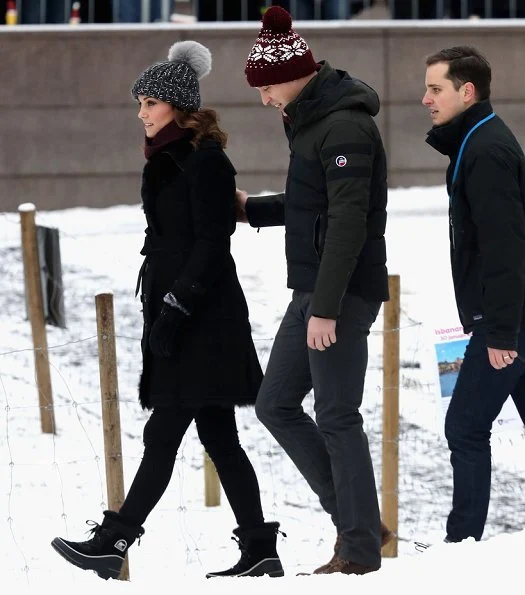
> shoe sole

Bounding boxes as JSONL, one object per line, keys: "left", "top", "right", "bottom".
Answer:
{"left": 51, "top": 537, "right": 123, "bottom": 580}
{"left": 206, "top": 557, "right": 284, "bottom": 578}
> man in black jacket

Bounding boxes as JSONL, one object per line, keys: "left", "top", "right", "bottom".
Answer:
{"left": 237, "top": 5, "right": 391, "bottom": 575}
{"left": 423, "top": 46, "right": 525, "bottom": 542}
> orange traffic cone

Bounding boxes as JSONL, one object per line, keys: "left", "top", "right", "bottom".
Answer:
{"left": 69, "top": 1, "right": 81, "bottom": 25}
{"left": 6, "top": 0, "right": 17, "bottom": 25}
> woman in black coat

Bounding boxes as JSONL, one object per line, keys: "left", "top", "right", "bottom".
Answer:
{"left": 51, "top": 40, "right": 283, "bottom": 581}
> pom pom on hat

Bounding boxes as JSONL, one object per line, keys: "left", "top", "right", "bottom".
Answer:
{"left": 245, "top": 6, "right": 317, "bottom": 88}
{"left": 131, "top": 40, "right": 212, "bottom": 111}
{"left": 262, "top": 5, "right": 292, "bottom": 32}
{"left": 167, "top": 40, "right": 212, "bottom": 80}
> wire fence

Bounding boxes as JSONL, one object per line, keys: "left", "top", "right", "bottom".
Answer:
{"left": 2, "top": 203, "right": 525, "bottom": 581}
{"left": 2, "top": 296, "right": 525, "bottom": 581}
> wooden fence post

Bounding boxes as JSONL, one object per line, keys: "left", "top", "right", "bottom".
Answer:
{"left": 95, "top": 292, "right": 128, "bottom": 580}
{"left": 19, "top": 203, "right": 55, "bottom": 434}
{"left": 204, "top": 451, "right": 221, "bottom": 507}
{"left": 382, "top": 274, "right": 400, "bottom": 558}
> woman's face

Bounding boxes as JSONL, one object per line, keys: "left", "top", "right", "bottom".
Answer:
{"left": 137, "top": 95, "right": 175, "bottom": 138}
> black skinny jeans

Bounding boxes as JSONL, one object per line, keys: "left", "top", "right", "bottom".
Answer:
{"left": 119, "top": 405, "right": 265, "bottom": 529}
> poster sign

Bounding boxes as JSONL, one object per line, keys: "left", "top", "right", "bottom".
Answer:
{"left": 433, "top": 324, "right": 523, "bottom": 434}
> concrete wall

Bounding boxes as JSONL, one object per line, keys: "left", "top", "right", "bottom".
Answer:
{"left": 2, "top": 20, "right": 525, "bottom": 211}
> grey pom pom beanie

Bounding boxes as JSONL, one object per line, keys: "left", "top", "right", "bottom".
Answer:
{"left": 131, "top": 40, "right": 212, "bottom": 111}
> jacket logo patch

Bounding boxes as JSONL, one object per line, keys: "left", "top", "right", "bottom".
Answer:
{"left": 335, "top": 155, "right": 347, "bottom": 167}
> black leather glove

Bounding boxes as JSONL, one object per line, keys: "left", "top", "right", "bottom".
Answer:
{"left": 148, "top": 304, "right": 188, "bottom": 358}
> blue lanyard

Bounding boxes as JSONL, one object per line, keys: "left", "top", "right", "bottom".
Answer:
{"left": 451, "top": 112, "right": 495, "bottom": 189}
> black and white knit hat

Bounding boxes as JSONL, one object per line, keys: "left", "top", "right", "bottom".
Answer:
{"left": 131, "top": 40, "right": 212, "bottom": 111}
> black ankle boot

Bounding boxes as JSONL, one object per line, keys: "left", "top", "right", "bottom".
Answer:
{"left": 51, "top": 510, "right": 145, "bottom": 580}
{"left": 206, "top": 521, "right": 284, "bottom": 578}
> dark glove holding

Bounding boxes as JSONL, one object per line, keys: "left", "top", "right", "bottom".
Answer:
{"left": 148, "top": 302, "right": 188, "bottom": 358}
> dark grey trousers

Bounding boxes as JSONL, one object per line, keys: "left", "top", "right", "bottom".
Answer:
{"left": 255, "top": 290, "right": 382, "bottom": 567}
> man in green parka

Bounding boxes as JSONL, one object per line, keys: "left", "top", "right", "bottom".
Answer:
{"left": 236, "top": 5, "right": 391, "bottom": 575}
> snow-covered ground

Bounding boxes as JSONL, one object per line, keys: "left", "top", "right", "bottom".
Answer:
{"left": 1, "top": 185, "right": 524, "bottom": 593}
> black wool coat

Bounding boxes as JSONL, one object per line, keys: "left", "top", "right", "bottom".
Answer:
{"left": 137, "top": 136, "right": 262, "bottom": 409}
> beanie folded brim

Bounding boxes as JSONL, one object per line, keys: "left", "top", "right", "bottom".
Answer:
{"left": 245, "top": 52, "right": 318, "bottom": 87}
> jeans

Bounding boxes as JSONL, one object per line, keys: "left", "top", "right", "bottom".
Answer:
{"left": 119, "top": 405, "right": 264, "bottom": 529}
{"left": 116, "top": 0, "right": 165, "bottom": 22}
{"left": 445, "top": 329, "right": 525, "bottom": 541}
{"left": 290, "top": 0, "right": 344, "bottom": 19}
{"left": 255, "top": 291, "right": 382, "bottom": 567}
{"left": 21, "top": 0, "right": 68, "bottom": 23}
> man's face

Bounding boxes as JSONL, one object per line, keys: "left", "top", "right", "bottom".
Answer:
{"left": 256, "top": 79, "right": 307, "bottom": 115}
{"left": 422, "top": 62, "right": 469, "bottom": 126}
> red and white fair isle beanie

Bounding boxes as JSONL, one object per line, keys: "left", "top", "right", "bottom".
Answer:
{"left": 245, "top": 5, "right": 318, "bottom": 87}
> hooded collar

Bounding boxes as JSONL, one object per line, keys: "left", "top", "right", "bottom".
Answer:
{"left": 284, "top": 61, "right": 380, "bottom": 133}
{"left": 425, "top": 100, "right": 494, "bottom": 157}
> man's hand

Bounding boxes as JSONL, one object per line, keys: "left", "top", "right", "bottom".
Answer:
{"left": 488, "top": 347, "right": 518, "bottom": 369}
{"left": 235, "top": 188, "right": 248, "bottom": 223}
{"left": 307, "top": 316, "right": 337, "bottom": 351}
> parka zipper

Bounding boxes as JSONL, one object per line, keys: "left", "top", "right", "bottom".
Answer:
{"left": 312, "top": 213, "right": 321, "bottom": 260}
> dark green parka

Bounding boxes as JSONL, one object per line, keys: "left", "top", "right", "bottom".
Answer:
{"left": 246, "top": 61, "right": 389, "bottom": 319}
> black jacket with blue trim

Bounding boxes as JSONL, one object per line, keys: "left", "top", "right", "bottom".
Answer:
{"left": 245, "top": 61, "right": 389, "bottom": 319}
{"left": 426, "top": 100, "right": 525, "bottom": 350}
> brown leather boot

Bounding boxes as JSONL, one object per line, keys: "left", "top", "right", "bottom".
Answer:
{"left": 313, "top": 521, "right": 394, "bottom": 574}
{"left": 315, "top": 555, "right": 380, "bottom": 575}
{"left": 381, "top": 521, "right": 395, "bottom": 547}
